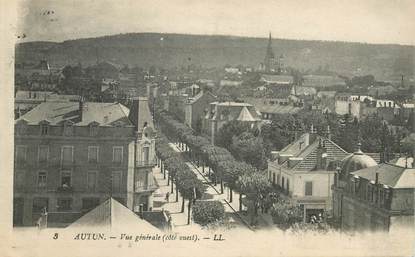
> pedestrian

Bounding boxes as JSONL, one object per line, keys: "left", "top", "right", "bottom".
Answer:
{"left": 165, "top": 192, "right": 170, "bottom": 202}
{"left": 167, "top": 215, "right": 173, "bottom": 231}
{"left": 318, "top": 212, "right": 323, "bottom": 223}
{"left": 311, "top": 215, "right": 317, "bottom": 224}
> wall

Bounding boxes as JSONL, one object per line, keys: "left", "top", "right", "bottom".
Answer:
{"left": 14, "top": 124, "right": 136, "bottom": 226}
{"left": 292, "top": 172, "right": 334, "bottom": 199}
{"left": 341, "top": 196, "right": 390, "bottom": 232}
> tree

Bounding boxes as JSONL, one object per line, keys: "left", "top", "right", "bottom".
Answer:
{"left": 222, "top": 161, "right": 253, "bottom": 203}
{"left": 192, "top": 201, "right": 225, "bottom": 226}
{"left": 235, "top": 171, "right": 271, "bottom": 225}
{"left": 216, "top": 120, "right": 251, "bottom": 149}
{"left": 176, "top": 171, "right": 206, "bottom": 224}
{"left": 270, "top": 199, "right": 303, "bottom": 230}
{"left": 230, "top": 132, "right": 268, "bottom": 170}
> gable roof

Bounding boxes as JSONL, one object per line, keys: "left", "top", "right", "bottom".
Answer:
{"left": 67, "top": 198, "right": 159, "bottom": 231}
{"left": 278, "top": 134, "right": 349, "bottom": 171}
{"left": 237, "top": 106, "right": 257, "bottom": 122}
{"left": 209, "top": 102, "right": 262, "bottom": 121}
{"left": 352, "top": 163, "right": 415, "bottom": 189}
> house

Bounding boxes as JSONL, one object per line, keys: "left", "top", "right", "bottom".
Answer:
{"left": 268, "top": 128, "right": 350, "bottom": 221}
{"left": 332, "top": 157, "right": 414, "bottom": 232}
{"left": 184, "top": 90, "right": 217, "bottom": 131}
{"left": 334, "top": 94, "right": 377, "bottom": 119}
{"left": 243, "top": 97, "right": 302, "bottom": 120}
{"left": 13, "top": 97, "right": 158, "bottom": 227}
{"left": 202, "top": 101, "right": 262, "bottom": 144}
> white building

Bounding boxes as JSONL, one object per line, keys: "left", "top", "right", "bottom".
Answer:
{"left": 268, "top": 129, "right": 349, "bottom": 221}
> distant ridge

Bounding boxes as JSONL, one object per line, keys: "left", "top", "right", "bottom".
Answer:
{"left": 16, "top": 32, "right": 414, "bottom": 80}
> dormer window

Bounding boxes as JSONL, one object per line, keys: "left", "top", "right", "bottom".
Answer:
{"left": 89, "top": 122, "right": 99, "bottom": 136}
{"left": 63, "top": 121, "right": 74, "bottom": 136}
{"left": 41, "top": 124, "right": 48, "bottom": 135}
{"left": 15, "top": 119, "right": 28, "bottom": 135}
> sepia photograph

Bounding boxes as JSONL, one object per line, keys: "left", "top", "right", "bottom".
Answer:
{"left": 1, "top": 0, "right": 414, "bottom": 256}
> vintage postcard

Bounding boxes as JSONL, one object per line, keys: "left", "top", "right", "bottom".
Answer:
{"left": 1, "top": 0, "right": 414, "bottom": 256}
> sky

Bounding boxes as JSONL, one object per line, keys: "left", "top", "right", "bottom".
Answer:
{"left": 16, "top": 0, "right": 415, "bottom": 45}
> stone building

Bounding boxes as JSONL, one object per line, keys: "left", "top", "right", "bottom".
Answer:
{"left": 202, "top": 101, "right": 262, "bottom": 144}
{"left": 184, "top": 90, "right": 216, "bottom": 131}
{"left": 13, "top": 97, "right": 158, "bottom": 226}
{"left": 333, "top": 152, "right": 414, "bottom": 232}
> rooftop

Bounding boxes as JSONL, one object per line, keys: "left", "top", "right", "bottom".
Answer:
{"left": 67, "top": 198, "right": 159, "bottom": 231}
{"left": 261, "top": 74, "right": 294, "bottom": 84}
{"left": 16, "top": 101, "right": 135, "bottom": 126}
{"left": 352, "top": 163, "right": 415, "bottom": 189}
{"left": 275, "top": 133, "right": 349, "bottom": 171}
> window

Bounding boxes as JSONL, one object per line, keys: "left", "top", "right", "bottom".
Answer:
{"left": 82, "top": 198, "right": 100, "bottom": 211}
{"left": 33, "top": 198, "right": 48, "bottom": 213}
{"left": 41, "top": 124, "right": 48, "bottom": 135}
{"left": 14, "top": 171, "right": 25, "bottom": 187}
{"left": 61, "top": 170, "right": 71, "bottom": 187}
{"left": 142, "top": 146, "right": 150, "bottom": 164}
{"left": 38, "top": 171, "right": 47, "bottom": 188}
{"left": 38, "top": 145, "right": 49, "bottom": 163}
{"left": 57, "top": 198, "right": 72, "bottom": 211}
{"left": 15, "top": 145, "right": 27, "bottom": 162}
{"left": 88, "top": 146, "right": 99, "bottom": 163}
{"left": 61, "top": 146, "right": 73, "bottom": 164}
{"left": 89, "top": 124, "right": 98, "bottom": 136}
{"left": 113, "top": 146, "right": 123, "bottom": 163}
{"left": 305, "top": 181, "right": 313, "bottom": 196}
{"left": 111, "top": 171, "right": 122, "bottom": 193}
{"left": 366, "top": 184, "right": 372, "bottom": 201}
{"left": 63, "top": 122, "right": 74, "bottom": 136}
{"left": 87, "top": 171, "right": 97, "bottom": 191}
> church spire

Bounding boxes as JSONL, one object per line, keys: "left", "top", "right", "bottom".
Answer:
{"left": 264, "top": 32, "right": 275, "bottom": 73}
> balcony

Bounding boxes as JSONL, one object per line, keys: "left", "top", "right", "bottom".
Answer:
{"left": 135, "top": 173, "right": 159, "bottom": 193}
{"left": 56, "top": 185, "right": 73, "bottom": 193}
{"left": 136, "top": 160, "right": 157, "bottom": 167}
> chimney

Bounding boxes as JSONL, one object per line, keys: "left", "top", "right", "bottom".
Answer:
{"left": 375, "top": 172, "right": 379, "bottom": 184}
{"left": 79, "top": 97, "right": 84, "bottom": 121}
{"left": 309, "top": 124, "right": 318, "bottom": 143}
{"left": 326, "top": 125, "right": 332, "bottom": 140}
{"left": 316, "top": 139, "right": 327, "bottom": 170}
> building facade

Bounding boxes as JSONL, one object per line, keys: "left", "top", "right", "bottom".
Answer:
{"left": 202, "top": 101, "right": 262, "bottom": 144}
{"left": 14, "top": 97, "right": 157, "bottom": 226}
{"left": 268, "top": 130, "right": 350, "bottom": 221}
{"left": 333, "top": 159, "right": 414, "bottom": 232}
{"left": 184, "top": 90, "right": 216, "bottom": 131}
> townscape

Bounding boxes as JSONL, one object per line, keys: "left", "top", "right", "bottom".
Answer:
{"left": 13, "top": 32, "right": 414, "bottom": 235}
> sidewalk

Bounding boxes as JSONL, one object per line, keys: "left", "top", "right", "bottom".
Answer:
{"left": 168, "top": 142, "right": 276, "bottom": 230}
